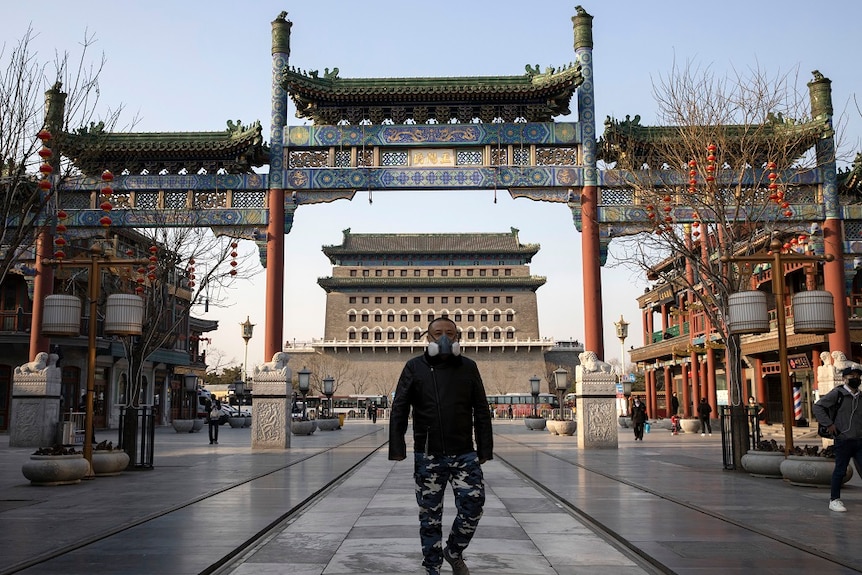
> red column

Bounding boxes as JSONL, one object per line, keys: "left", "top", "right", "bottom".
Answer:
{"left": 663, "top": 365, "right": 672, "bottom": 418}
{"left": 264, "top": 189, "right": 285, "bottom": 361}
{"left": 28, "top": 230, "right": 54, "bottom": 360}
{"left": 580, "top": 184, "right": 604, "bottom": 359}
{"left": 706, "top": 347, "right": 717, "bottom": 413}
{"left": 754, "top": 358, "right": 767, "bottom": 422}
{"left": 823, "top": 220, "right": 850, "bottom": 353}
{"left": 681, "top": 361, "right": 691, "bottom": 418}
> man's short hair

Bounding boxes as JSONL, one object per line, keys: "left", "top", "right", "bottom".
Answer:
{"left": 427, "top": 317, "right": 457, "bottom": 331}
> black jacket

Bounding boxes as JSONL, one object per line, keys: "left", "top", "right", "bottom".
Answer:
{"left": 389, "top": 352, "right": 493, "bottom": 461}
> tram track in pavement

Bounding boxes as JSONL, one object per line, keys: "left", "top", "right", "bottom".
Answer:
{"left": 3, "top": 430, "right": 385, "bottom": 575}
{"left": 494, "top": 432, "right": 861, "bottom": 574}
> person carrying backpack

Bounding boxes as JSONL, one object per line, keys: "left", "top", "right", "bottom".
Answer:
{"left": 813, "top": 367, "right": 862, "bottom": 513}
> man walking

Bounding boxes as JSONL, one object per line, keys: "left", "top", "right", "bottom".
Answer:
{"left": 813, "top": 367, "right": 862, "bottom": 512}
{"left": 697, "top": 397, "right": 713, "bottom": 436}
{"left": 389, "top": 318, "right": 493, "bottom": 575}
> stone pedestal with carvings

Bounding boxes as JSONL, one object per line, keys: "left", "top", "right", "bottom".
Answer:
{"left": 10, "top": 360, "right": 62, "bottom": 448}
{"left": 575, "top": 364, "right": 619, "bottom": 450}
{"left": 251, "top": 356, "right": 292, "bottom": 450}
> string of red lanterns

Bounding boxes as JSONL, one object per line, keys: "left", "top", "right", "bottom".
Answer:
{"left": 229, "top": 242, "right": 239, "bottom": 276}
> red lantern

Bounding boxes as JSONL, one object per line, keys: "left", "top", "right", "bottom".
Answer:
{"left": 231, "top": 242, "right": 238, "bottom": 249}
{"left": 135, "top": 286, "right": 144, "bottom": 294}
{"left": 101, "top": 170, "right": 114, "bottom": 182}
{"left": 707, "top": 144, "right": 717, "bottom": 152}
{"left": 149, "top": 255, "right": 157, "bottom": 263}
{"left": 54, "top": 237, "right": 67, "bottom": 247}
{"left": 38, "top": 179, "right": 52, "bottom": 190}
{"left": 100, "top": 201, "right": 113, "bottom": 211}
{"left": 188, "top": 258, "right": 196, "bottom": 265}
{"left": 688, "top": 160, "right": 697, "bottom": 168}
{"left": 57, "top": 210, "right": 67, "bottom": 219}
{"left": 101, "top": 186, "right": 113, "bottom": 196}
{"left": 39, "top": 163, "right": 53, "bottom": 174}
{"left": 38, "top": 147, "right": 52, "bottom": 159}
{"left": 230, "top": 260, "right": 238, "bottom": 267}
{"left": 149, "top": 246, "right": 158, "bottom": 254}
{"left": 229, "top": 269, "right": 238, "bottom": 276}
{"left": 767, "top": 162, "right": 777, "bottom": 170}
{"left": 55, "top": 224, "right": 66, "bottom": 233}
{"left": 148, "top": 273, "right": 157, "bottom": 281}
{"left": 126, "top": 249, "right": 135, "bottom": 256}
{"left": 99, "top": 216, "right": 112, "bottom": 227}
{"left": 37, "top": 129, "right": 52, "bottom": 141}
{"left": 784, "top": 210, "right": 793, "bottom": 217}
{"left": 54, "top": 250, "right": 66, "bottom": 259}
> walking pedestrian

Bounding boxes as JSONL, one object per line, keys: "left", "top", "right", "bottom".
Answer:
{"left": 208, "top": 399, "right": 222, "bottom": 445}
{"left": 389, "top": 317, "right": 493, "bottom": 575}
{"left": 369, "top": 402, "right": 378, "bottom": 423}
{"left": 697, "top": 397, "right": 712, "bottom": 436}
{"left": 671, "top": 392, "right": 680, "bottom": 415}
{"left": 630, "top": 396, "right": 648, "bottom": 441}
{"left": 813, "top": 367, "right": 862, "bottom": 513}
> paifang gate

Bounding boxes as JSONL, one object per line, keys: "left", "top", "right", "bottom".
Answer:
{"left": 31, "top": 7, "right": 854, "bottom": 375}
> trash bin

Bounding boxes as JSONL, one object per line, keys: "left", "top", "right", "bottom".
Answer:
{"left": 337, "top": 414, "right": 346, "bottom": 428}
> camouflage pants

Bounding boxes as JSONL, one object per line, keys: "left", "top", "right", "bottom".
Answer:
{"left": 414, "top": 451, "right": 485, "bottom": 571}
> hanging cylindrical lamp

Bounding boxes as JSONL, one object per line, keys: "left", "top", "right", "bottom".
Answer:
{"left": 41, "top": 294, "right": 83, "bottom": 336}
{"left": 727, "top": 291, "right": 769, "bottom": 334}
{"left": 104, "top": 294, "right": 144, "bottom": 336}
{"left": 792, "top": 291, "right": 835, "bottom": 334}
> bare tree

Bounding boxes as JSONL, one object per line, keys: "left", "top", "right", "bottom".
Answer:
{"left": 603, "top": 62, "right": 831, "bottom": 464}
{"left": 0, "top": 27, "right": 128, "bottom": 285}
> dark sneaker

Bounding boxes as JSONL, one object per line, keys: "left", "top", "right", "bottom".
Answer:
{"left": 443, "top": 547, "right": 469, "bottom": 575}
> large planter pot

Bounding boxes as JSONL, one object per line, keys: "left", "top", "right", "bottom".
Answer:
{"left": 172, "top": 419, "right": 195, "bottom": 433}
{"left": 524, "top": 417, "right": 547, "bottom": 431}
{"left": 291, "top": 420, "right": 317, "bottom": 436}
{"left": 316, "top": 418, "right": 340, "bottom": 431}
{"left": 191, "top": 418, "right": 205, "bottom": 432}
{"left": 780, "top": 455, "right": 852, "bottom": 487}
{"left": 546, "top": 419, "right": 576, "bottom": 436}
{"left": 680, "top": 419, "right": 701, "bottom": 434}
{"left": 92, "top": 450, "right": 131, "bottom": 476}
{"left": 228, "top": 417, "right": 246, "bottom": 429}
{"left": 22, "top": 454, "right": 89, "bottom": 486}
{"left": 243, "top": 416, "right": 252, "bottom": 428}
{"left": 740, "top": 451, "right": 785, "bottom": 478}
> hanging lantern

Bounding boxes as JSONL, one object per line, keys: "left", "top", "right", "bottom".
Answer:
{"left": 38, "top": 147, "right": 52, "bottom": 159}
{"left": 42, "top": 294, "right": 82, "bottom": 336}
{"left": 104, "top": 294, "right": 144, "bottom": 336}
{"left": 39, "top": 163, "right": 53, "bottom": 174}
{"left": 727, "top": 291, "right": 769, "bottom": 334}
{"left": 37, "top": 129, "right": 52, "bottom": 142}
{"left": 792, "top": 291, "right": 835, "bottom": 334}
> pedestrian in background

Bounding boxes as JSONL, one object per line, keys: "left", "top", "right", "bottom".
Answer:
{"left": 671, "top": 392, "right": 680, "bottom": 415}
{"left": 813, "top": 367, "right": 862, "bottom": 513}
{"left": 630, "top": 396, "right": 648, "bottom": 441}
{"left": 389, "top": 317, "right": 493, "bottom": 575}
{"left": 208, "top": 399, "right": 222, "bottom": 445}
{"left": 697, "top": 397, "right": 712, "bottom": 436}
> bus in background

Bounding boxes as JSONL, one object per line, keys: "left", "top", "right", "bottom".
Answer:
{"left": 486, "top": 393, "right": 559, "bottom": 419}
{"left": 305, "top": 394, "right": 389, "bottom": 419}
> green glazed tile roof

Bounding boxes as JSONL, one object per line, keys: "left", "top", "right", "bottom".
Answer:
{"left": 61, "top": 120, "right": 268, "bottom": 175}
{"left": 283, "top": 64, "right": 582, "bottom": 123}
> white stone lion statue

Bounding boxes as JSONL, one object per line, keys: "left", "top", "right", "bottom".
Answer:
{"left": 579, "top": 351, "right": 614, "bottom": 374}
{"left": 14, "top": 352, "right": 59, "bottom": 375}
{"left": 831, "top": 350, "right": 862, "bottom": 375}
{"left": 254, "top": 351, "right": 290, "bottom": 376}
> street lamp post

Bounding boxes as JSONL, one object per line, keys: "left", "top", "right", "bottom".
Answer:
{"left": 722, "top": 237, "right": 834, "bottom": 455}
{"left": 529, "top": 375, "right": 541, "bottom": 417}
{"left": 614, "top": 315, "right": 629, "bottom": 381}
{"left": 297, "top": 367, "right": 311, "bottom": 419}
{"left": 553, "top": 367, "right": 569, "bottom": 420}
{"left": 43, "top": 242, "right": 149, "bottom": 469}
{"left": 323, "top": 376, "right": 335, "bottom": 418}
{"left": 240, "top": 316, "right": 255, "bottom": 385}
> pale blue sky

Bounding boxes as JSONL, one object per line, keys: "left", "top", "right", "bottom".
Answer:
{"left": 4, "top": 1, "right": 860, "bottom": 371}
